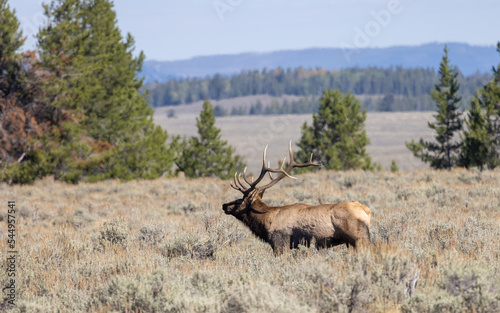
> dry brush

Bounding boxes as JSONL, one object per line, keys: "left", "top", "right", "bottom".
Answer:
{"left": 0, "top": 169, "right": 499, "bottom": 312}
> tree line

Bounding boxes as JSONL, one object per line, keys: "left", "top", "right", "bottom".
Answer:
{"left": 147, "top": 66, "right": 492, "bottom": 111}
{"left": 210, "top": 96, "right": 320, "bottom": 117}
{"left": 210, "top": 93, "right": 439, "bottom": 117}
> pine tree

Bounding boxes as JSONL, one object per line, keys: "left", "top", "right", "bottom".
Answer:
{"left": 459, "top": 94, "right": 491, "bottom": 170}
{"left": 478, "top": 42, "right": 500, "bottom": 168}
{"left": 0, "top": 0, "right": 26, "bottom": 164}
{"left": 460, "top": 43, "right": 500, "bottom": 169}
{"left": 0, "top": 0, "right": 22, "bottom": 75}
{"left": 390, "top": 160, "right": 399, "bottom": 172}
{"left": 0, "top": 0, "right": 58, "bottom": 184}
{"left": 296, "top": 89, "right": 373, "bottom": 170}
{"left": 406, "top": 46, "right": 462, "bottom": 170}
{"left": 176, "top": 99, "right": 245, "bottom": 178}
{"left": 36, "top": 0, "right": 176, "bottom": 182}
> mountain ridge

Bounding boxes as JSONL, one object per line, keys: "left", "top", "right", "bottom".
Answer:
{"left": 142, "top": 42, "right": 498, "bottom": 83}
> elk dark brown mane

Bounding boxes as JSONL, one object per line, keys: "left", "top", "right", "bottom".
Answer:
{"left": 222, "top": 142, "right": 371, "bottom": 255}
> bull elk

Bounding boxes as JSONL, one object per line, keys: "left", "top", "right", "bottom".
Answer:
{"left": 222, "top": 142, "right": 371, "bottom": 255}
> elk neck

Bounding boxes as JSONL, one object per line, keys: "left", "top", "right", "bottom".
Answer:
{"left": 249, "top": 197, "right": 271, "bottom": 214}
{"left": 240, "top": 197, "right": 272, "bottom": 243}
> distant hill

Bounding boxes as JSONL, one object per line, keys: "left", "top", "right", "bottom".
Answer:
{"left": 141, "top": 43, "right": 498, "bottom": 83}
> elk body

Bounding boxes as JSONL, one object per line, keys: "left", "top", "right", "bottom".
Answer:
{"left": 222, "top": 143, "right": 371, "bottom": 255}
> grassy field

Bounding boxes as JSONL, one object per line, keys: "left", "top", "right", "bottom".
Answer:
{"left": 1, "top": 169, "right": 499, "bottom": 312}
{"left": 154, "top": 105, "right": 435, "bottom": 172}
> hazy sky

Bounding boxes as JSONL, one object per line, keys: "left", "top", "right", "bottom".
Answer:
{"left": 10, "top": 0, "right": 500, "bottom": 61}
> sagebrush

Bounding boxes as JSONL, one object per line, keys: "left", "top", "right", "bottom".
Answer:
{"left": 0, "top": 169, "right": 499, "bottom": 312}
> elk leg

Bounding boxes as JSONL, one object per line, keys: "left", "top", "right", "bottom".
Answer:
{"left": 344, "top": 236, "right": 357, "bottom": 249}
{"left": 272, "top": 245, "right": 285, "bottom": 256}
{"left": 270, "top": 233, "right": 289, "bottom": 255}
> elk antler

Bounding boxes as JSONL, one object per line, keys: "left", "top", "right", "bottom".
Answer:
{"left": 230, "top": 141, "right": 321, "bottom": 194}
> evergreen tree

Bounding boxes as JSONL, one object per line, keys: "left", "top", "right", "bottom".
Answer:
{"left": 459, "top": 94, "right": 491, "bottom": 170}
{"left": 460, "top": 43, "right": 500, "bottom": 169}
{"left": 0, "top": 0, "right": 22, "bottom": 79}
{"left": 378, "top": 93, "right": 395, "bottom": 111}
{"left": 176, "top": 100, "right": 245, "bottom": 178}
{"left": 478, "top": 44, "right": 500, "bottom": 168}
{"left": 36, "top": 0, "right": 176, "bottom": 182}
{"left": 0, "top": 0, "right": 26, "bottom": 165}
{"left": 0, "top": 0, "right": 59, "bottom": 184}
{"left": 390, "top": 160, "right": 399, "bottom": 172}
{"left": 296, "top": 89, "right": 373, "bottom": 170}
{"left": 406, "top": 46, "right": 462, "bottom": 170}
{"left": 213, "top": 104, "right": 227, "bottom": 117}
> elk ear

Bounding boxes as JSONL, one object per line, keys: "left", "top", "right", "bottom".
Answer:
{"left": 249, "top": 189, "right": 265, "bottom": 203}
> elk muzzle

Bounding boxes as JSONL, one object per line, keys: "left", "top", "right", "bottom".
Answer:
{"left": 222, "top": 203, "right": 232, "bottom": 214}
{"left": 222, "top": 199, "right": 242, "bottom": 214}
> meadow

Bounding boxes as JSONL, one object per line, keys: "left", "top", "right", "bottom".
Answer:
{"left": 1, "top": 169, "right": 499, "bottom": 312}
{"left": 153, "top": 104, "right": 435, "bottom": 171}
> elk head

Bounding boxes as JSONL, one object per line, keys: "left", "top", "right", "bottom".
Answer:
{"left": 223, "top": 141, "right": 320, "bottom": 215}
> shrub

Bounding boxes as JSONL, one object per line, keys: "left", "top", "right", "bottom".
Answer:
{"left": 138, "top": 224, "right": 165, "bottom": 244}
{"left": 404, "top": 267, "right": 500, "bottom": 313}
{"left": 163, "top": 232, "right": 216, "bottom": 260}
{"left": 220, "top": 281, "right": 311, "bottom": 313}
{"left": 98, "top": 219, "right": 129, "bottom": 248}
{"left": 89, "top": 270, "right": 172, "bottom": 312}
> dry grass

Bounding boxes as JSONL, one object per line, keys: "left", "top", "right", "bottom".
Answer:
{"left": 1, "top": 169, "right": 499, "bottom": 312}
